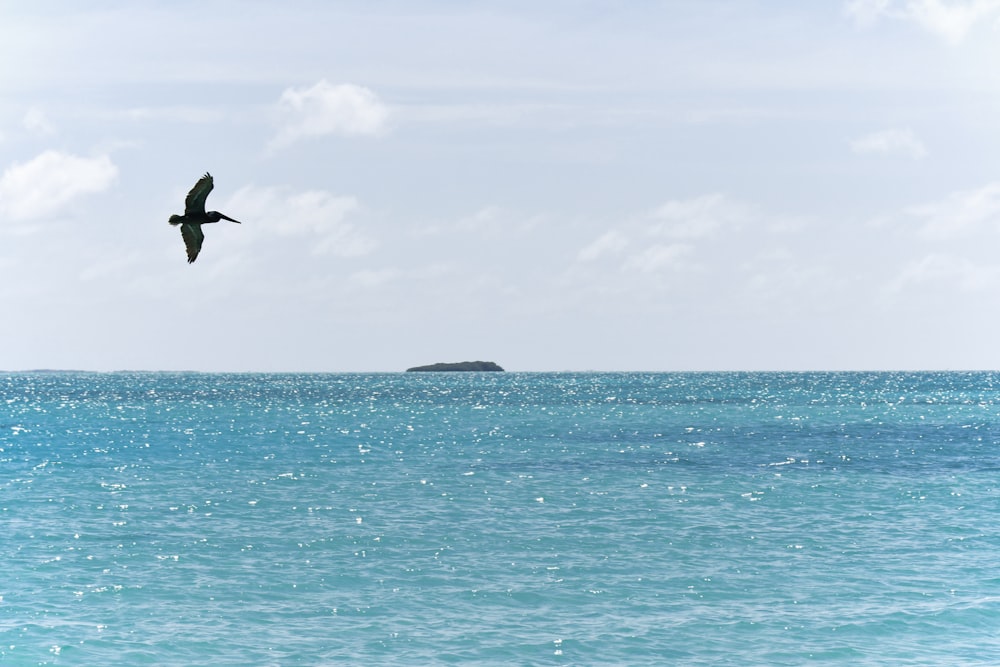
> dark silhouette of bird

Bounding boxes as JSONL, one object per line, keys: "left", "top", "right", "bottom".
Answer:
{"left": 168, "top": 172, "right": 242, "bottom": 263}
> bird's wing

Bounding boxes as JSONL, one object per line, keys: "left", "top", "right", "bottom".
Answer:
{"left": 180, "top": 223, "right": 205, "bottom": 264}
{"left": 184, "top": 173, "right": 214, "bottom": 217}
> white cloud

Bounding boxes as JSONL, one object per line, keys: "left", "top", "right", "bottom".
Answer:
{"left": 455, "top": 206, "right": 502, "bottom": 232}
{"left": 225, "top": 185, "right": 375, "bottom": 257}
{"left": 904, "top": 181, "right": 1000, "bottom": 238}
{"left": 886, "top": 253, "right": 1000, "bottom": 292}
{"left": 0, "top": 150, "right": 117, "bottom": 221}
{"left": 23, "top": 108, "right": 55, "bottom": 136}
{"left": 574, "top": 193, "right": 759, "bottom": 275}
{"left": 845, "top": 0, "right": 893, "bottom": 26}
{"left": 906, "top": 0, "right": 1000, "bottom": 42}
{"left": 270, "top": 80, "right": 389, "bottom": 150}
{"left": 851, "top": 128, "right": 927, "bottom": 158}
{"left": 118, "top": 106, "right": 226, "bottom": 124}
{"left": 648, "top": 193, "right": 753, "bottom": 239}
{"left": 622, "top": 243, "right": 694, "bottom": 273}
{"left": 577, "top": 230, "right": 629, "bottom": 262}
{"left": 846, "top": 0, "right": 1000, "bottom": 43}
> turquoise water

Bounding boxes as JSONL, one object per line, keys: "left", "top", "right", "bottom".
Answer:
{"left": 3, "top": 371, "right": 1000, "bottom": 665}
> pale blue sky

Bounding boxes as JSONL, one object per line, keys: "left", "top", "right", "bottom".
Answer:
{"left": 2, "top": 1, "right": 1000, "bottom": 371}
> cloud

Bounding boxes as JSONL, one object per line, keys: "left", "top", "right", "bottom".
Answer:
{"left": 648, "top": 193, "right": 754, "bottom": 239}
{"left": 845, "top": 0, "right": 1000, "bottom": 43}
{"left": 270, "top": 80, "right": 389, "bottom": 150}
{"left": 0, "top": 151, "right": 117, "bottom": 221}
{"left": 904, "top": 181, "right": 1000, "bottom": 238}
{"left": 577, "top": 230, "right": 629, "bottom": 262}
{"left": 23, "top": 108, "right": 55, "bottom": 136}
{"left": 905, "top": 0, "right": 1000, "bottom": 42}
{"left": 622, "top": 243, "right": 694, "bottom": 273}
{"left": 885, "top": 253, "right": 1000, "bottom": 292}
{"left": 117, "top": 106, "right": 226, "bottom": 124}
{"left": 224, "top": 185, "right": 375, "bottom": 256}
{"left": 845, "top": 0, "right": 893, "bottom": 26}
{"left": 575, "top": 193, "right": 759, "bottom": 275}
{"left": 850, "top": 128, "right": 927, "bottom": 158}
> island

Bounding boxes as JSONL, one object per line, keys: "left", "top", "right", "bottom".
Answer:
{"left": 405, "top": 361, "right": 505, "bottom": 372}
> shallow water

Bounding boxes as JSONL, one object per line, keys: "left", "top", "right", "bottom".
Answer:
{"left": 3, "top": 371, "right": 1000, "bottom": 664}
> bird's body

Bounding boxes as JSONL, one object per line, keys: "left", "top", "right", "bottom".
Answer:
{"left": 168, "top": 172, "right": 241, "bottom": 263}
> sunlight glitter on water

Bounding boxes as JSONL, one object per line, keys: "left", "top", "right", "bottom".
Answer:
{"left": 2, "top": 372, "right": 1000, "bottom": 664}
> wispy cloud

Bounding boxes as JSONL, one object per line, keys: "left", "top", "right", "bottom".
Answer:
{"left": 0, "top": 151, "right": 117, "bottom": 221}
{"left": 885, "top": 252, "right": 1000, "bottom": 292}
{"left": 845, "top": 0, "right": 1000, "bottom": 43}
{"left": 576, "top": 193, "right": 756, "bottom": 270}
{"left": 563, "top": 194, "right": 821, "bottom": 317}
{"left": 117, "top": 106, "right": 226, "bottom": 124}
{"left": 22, "top": 108, "right": 55, "bottom": 136}
{"left": 904, "top": 181, "right": 1000, "bottom": 238}
{"left": 845, "top": 0, "right": 893, "bottom": 26}
{"left": 622, "top": 243, "right": 695, "bottom": 274}
{"left": 851, "top": 128, "right": 927, "bottom": 158}
{"left": 269, "top": 80, "right": 389, "bottom": 151}
{"left": 577, "top": 230, "right": 629, "bottom": 262}
{"left": 648, "top": 193, "right": 755, "bottom": 239}
{"left": 224, "top": 185, "right": 375, "bottom": 257}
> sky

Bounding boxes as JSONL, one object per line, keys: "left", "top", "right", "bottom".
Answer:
{"left": 2, "top": 1, "right": 1000, "bottom": 372}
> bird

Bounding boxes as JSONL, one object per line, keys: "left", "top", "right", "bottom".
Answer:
{"left": 168, "top": 172, "right": 242, "bottom": 263}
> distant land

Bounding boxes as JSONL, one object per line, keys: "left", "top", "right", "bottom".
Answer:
{"left": 14, "top": 369, "right": 90, "bottom": 373}
{"left": 406, "top": 361, "right": 505, "bottom": 372}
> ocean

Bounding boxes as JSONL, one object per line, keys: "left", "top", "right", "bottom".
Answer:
{"left": 2, "top": 371, "right": 1000, "bottom": 665}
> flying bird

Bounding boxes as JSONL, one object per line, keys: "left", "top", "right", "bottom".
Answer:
{"left": 168, "top": 172, "right": 242, "bottom": 263}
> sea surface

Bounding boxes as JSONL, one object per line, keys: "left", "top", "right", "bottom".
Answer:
{"left": 2, "top": 371, "right": 1000, "bottom": 665}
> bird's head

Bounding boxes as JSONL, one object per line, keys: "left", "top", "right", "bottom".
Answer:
{"left": 208, "top": 211, "right": 242, "bottom": 224}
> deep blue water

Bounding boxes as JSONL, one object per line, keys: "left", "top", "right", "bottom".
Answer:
{"left": 3, "top": 371, "right": 1000, "bottom": 665}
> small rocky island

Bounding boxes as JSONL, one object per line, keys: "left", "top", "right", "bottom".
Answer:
{"left": 406, "top": 361, "right": 505, "bottom": 372}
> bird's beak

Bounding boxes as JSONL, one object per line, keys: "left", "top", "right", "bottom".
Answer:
{"left": 220, "top": 213, "right": 242, "bottom": 224}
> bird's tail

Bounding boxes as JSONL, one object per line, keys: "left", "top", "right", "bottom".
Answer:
{"left": 168, "top": 215, "right": 183, "bottom": 226}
